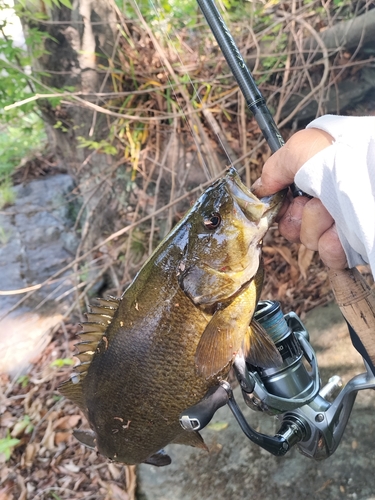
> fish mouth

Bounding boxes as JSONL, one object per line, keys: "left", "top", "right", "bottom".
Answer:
{"left": 225, "top": 167, "right": 286, "bottom": 223}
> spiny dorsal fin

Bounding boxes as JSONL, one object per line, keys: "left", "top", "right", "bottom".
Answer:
{"left": 80, "top": 321, "right": 107, "bottom": 333}
{"left": 85, "top": 312, "right": 112, "bottom": 325}
{"left": 75, "top": 295, "right": 120, "bottom": 362}
{"left": 96, "top": 297, "right": 120, "bottom": 308}
{"left": 77, "top": 331, "right": 103, "bottom": 342}
{"left": 90, "top": 304, "right": 117, "bottom": 317}
{"left": 75, "top": 351, "right": 95, "bottom": 363}
{"left": 75, "top": 341, "right": 98, "bottom": 354}
{"left": 60, "top": 296, "right": 120, "bottom": 406}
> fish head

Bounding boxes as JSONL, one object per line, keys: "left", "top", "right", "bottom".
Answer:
{"left": 179, "top": 168, "right": 285, "bottom": 306}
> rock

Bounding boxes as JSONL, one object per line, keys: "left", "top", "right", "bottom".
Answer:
{"left": 137, "top": 302, "right": 375, "bottom": 500}
{"left": 0, "top": 174, "right": 79, "bottom": 375}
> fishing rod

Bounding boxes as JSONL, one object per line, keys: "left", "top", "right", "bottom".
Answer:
{"left": 179, "top": 0, "right": 375, "bottom": 460}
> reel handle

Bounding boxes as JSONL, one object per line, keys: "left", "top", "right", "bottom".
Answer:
{"left": 179, "top": 384, "right": 229, "bottom": 431}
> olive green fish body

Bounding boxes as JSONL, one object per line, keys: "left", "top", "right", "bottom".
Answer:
{"left": 60, "top": 168, "right": 285, "bottom": 466}
{"left": 83, "top": 265, "right": 216, "bottom": 464}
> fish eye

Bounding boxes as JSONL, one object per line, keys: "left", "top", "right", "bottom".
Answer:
{"left": 203, "top": 212, "right": 221, "bottom": 230}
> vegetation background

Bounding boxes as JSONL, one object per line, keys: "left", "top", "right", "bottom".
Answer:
{"left": 0, "top": 0, "right": 374, "bottom": 498}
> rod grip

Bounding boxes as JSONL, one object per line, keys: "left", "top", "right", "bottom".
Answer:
{"left": 328, "top": 267, "right": 375, "bottom": 365}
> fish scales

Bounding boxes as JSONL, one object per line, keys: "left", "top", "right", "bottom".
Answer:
{"left": 60, "top": 167, "right": 285, "bottom": 466}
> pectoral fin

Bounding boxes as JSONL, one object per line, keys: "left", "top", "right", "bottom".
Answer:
{"left": 244, "top": 319, "right": 282, "bottom": 368}
{"left": 195, "top": 284, "right": 258, "bottom": 379}
{"left": 195, "top": 311, "right": 244, "bottom": 379}
{"left": 195, "top": 269, "right": 281, "bottom": 378}
{"left": 144, "top": 450, "right": 172, "bottom": 467}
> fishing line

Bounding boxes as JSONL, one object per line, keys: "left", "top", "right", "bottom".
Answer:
{"left": 142, "top": 0, "right": 235, "bottom": 170}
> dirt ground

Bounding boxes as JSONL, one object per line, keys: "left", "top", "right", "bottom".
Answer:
{"left": 137, "top": 302, "right": 375, "bottom": 500}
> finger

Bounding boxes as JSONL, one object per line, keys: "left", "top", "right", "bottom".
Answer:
{"left": 253, "top": 128, "right": 333, "bottom": 198}
{"left": 278, "top": 196, "right": 310, "bottom": 243}
{"left": 300, "top": 199, "right": 335, "bottom": 251}
{"left": 318, "top": 225, "right": 348, "bottom": 270}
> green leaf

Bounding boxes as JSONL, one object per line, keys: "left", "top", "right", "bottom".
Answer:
{"left": 50, "top": 358, "right": 75, "bottom": 368}
{"left": 0, "top": 434, "right": 21, "bottom": 461}
{"left": 206, "top": 421, "right": 229, "bottom": 431}
{"left": 58, "top": 0, "right": 73, "bottom": 8}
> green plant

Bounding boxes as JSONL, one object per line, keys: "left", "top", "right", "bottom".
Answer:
{"left": 0, "top": 432, "right": 20, "bottom": 461}
{"left": 77, "top": 137, "right": 118, "bottom": 156}
{"left": 0, "top": 179, "right": 15, "bottom": 208}
{"left": 0, "top": 1, "right": 48, "bottom": 182}
{"left": 16, "top": 374, "right": 30, "bottom": 388}
{"left": 11, "top": 415, "right": 34, "bottom": 437}
{"left": 0, "top": 225, "right": 11, "bottom": 244}
{"left": 50, "top": 358, "right": 74, "bottom": 368}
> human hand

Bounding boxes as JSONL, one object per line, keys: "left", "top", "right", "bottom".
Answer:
{"left": 252, "top": 128, "right": 348, "bottom": 270}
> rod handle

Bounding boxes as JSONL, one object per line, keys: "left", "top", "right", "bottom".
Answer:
{"left": 328, "top": 267, "right": 375, "bottom": 365}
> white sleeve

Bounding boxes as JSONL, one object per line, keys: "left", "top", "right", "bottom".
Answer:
{"left": 294, "top": 115, "right": 375, "bottom": 273}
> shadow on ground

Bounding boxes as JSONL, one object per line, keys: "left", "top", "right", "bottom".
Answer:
{"left": 137, "top": 302, "right": 375, "bottom": 500}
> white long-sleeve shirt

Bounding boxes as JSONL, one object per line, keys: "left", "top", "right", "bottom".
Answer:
{"left": 294, "top": 115, "right": 375, "bottom": 274}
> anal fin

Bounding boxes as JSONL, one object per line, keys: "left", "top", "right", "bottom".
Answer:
{"left": 73, "top": 429, "right": 96, "bottom": 449}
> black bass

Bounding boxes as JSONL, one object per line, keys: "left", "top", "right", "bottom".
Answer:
{"left": 60, "top": 167, "right": 285, "bottom": 466}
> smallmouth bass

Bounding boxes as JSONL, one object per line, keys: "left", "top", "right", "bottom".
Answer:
{"left": 60, "top": 167, "right": 285, "bottom": 466}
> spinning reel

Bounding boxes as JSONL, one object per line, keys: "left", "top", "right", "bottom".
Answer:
{"left": 180, "top": 300, "right": 375, "bottom": 460}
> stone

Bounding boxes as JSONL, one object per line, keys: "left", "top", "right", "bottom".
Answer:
{"left": 0, "top": 174, "right": 78, "bottom": 375}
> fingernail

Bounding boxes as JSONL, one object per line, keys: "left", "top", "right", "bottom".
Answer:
{"left": 251, "top": 178, "right": 262, "bottom": 194}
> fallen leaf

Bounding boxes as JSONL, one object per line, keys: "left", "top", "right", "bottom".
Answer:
{"left": 108, "top": 463, "right": 122, "bottom": 481}
{"left": 55, "top": 431, "right": 70, "bottom": 445}
{"left": 275, "top": 246, "right": 298, "bottom": 269}
{"left": 53, "top": 414, "right": 81, "bottom": 431}
{"left": 298, "top": 245, "right": 315, "bottom": 280}
{"left": 41, "top": 419, "right": 55, "bottom": 451}
{"left": 104, "top": 482, "right": 129, "bottom": 500}
{"left": 0, "top": 489, "right": 13, "bottom": 500}
{"left": 63, "top": 461, "right": 80, "bottom": 473}
{"left": 21, "top": 443, "right": 39, "bottom": 468}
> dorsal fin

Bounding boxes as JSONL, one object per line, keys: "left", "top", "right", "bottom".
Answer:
{"left": 80, "top": 321, "right": 107, "bottom": 333}
{"left": 85, "top": 312, "right": 112, "bottom": 325}
{"left": 60, "top": 296, "right": 120, "bottom": 406}
{"left": 90, "top": 304, "right": 117, "bottom": 317}
{"left": 59, "top": 373, "right": 87, "bottom": 410}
